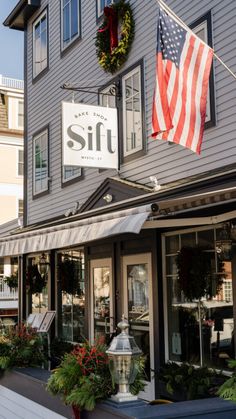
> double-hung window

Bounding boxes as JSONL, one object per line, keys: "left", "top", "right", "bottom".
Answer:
{"left": 61, "top": 0, "right": 81, "bottom": 50}
{"left": 17, "top": 100, "right": 24, "bottom": 129}
{"left": 33, "top": 9, "right": 48, "bottom": 79}
{"left": 97, "top": 0, "right": 115, "bottom": 18}
{"left": 122, "top": 65, "right": 143, "bottom": 158}
{"left": 190, "top": 11, "right": 215, "bottom": 128}
{"left": 18, "top": 149, "right": 24, "bottom": 177}
{"left": 63, "top": 165, "right": 82, "bottom": 183}
{"left": 99, "top": 63, "right": 145, "bottom": 165}
{"left": 33, "top": 128, "right": 49, "bottom": 196}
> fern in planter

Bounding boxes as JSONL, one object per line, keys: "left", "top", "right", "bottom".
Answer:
{"left": 218, "top": 359, "right": 236, "bottom": 401}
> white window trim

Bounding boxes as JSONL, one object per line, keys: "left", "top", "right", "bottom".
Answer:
{"left": 17, "top": 147, "right": 24, "bottom": 177}
{"left": 61, "top": 0, "right": 80, "bottom": 51}
{"left": 17, "top": 100, "right": 24, "bottom": 130}
{"left": 33, "top": 9, "right": 48, "bottom": 79}
{"left": 33, "top": 128, "right": 49, "bottom": 196}
{"left": 97, "top": 0, "right": 115, "bottom": 18}
{"left": 122, "top": 65, "right": 143, "bottom": 157}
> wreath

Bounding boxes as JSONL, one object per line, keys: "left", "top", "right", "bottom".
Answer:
{"left": 96, "top": 0, "right": 135, "bottom": 74}
{"left": 176, "top": 247, "right": 224, "bottom": 301}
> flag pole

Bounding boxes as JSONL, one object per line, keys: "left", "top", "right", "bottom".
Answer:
{"left": 157, "top": 0, "right": 236, "bottom": 81}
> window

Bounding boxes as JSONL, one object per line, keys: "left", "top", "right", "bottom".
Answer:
{"left": 18, "top": 199, "right": 23, "bottom": 217}
{"left": 63, "top": 165, "right": 82, "bottom": 182}
{"left": 33, "top": 9, "right": 48, "bottom": 78}
{"left": 33, "top": 128, "right": 49, "bottom": 195}
{"left": 56, "top": 249, "right": 85, "bottom": 342}
{"left": 164, "top": 226, "right": 234, "bottom": 370}
{"left": 99, "top": 62, "right": 145, "bottom": 164}
{"left": 122, "top": 66, "right": 143, "bottom": 157}
{"left": 190, "top": 12, "right": 215, "bottom": 128}
{"left": 18, "top": 100, "right": 24, "bottom": 129}
{"left": 97, "top": 0, "right": 115, "bottom": 18}
{"left": 61, "top": 0, "right": 81, "bottom": 50}
{"left": 18, "top": 149, "right": 24, "bottom": 176}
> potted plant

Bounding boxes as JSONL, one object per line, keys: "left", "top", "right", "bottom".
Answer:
{"left": 26, "top": 265, "right": 47, "bottom": 294}
{"left": 3, "top": 271, "right": 18, "bottom": 290}
{"left": 0, "top": 323, "right": 45, "bottom": 371}
{"left": 57, "top": 258, "right": 82, "bottom": 295}
{"left": 157, "top": 362, "right": 226, "bottom": 401}
{"left": 47, "top": 339, "right": 145, "bottom": 418}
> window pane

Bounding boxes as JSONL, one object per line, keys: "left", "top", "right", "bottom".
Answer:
{"left": 71, "top": 0, "right": 78, "bottom": 38}
{"left": 123, "top": 67, "right": 143, "bottom": 156}
{"left": 34, "top": 131, "right": 48, "bottom": 194}
{"left": 18, "top": 149, "right": 24, "bottom": 176}
{"left": 64, "top": 165, "right": 81, "bottom": 180}
{"left": 165, "top": 229, "right": 235, "bottom": 369}
{"left": 63, "top": 3, "right": 70, "bottom": 44}
{"left": 34, "top": 12, "right": 47, "bottom": 76}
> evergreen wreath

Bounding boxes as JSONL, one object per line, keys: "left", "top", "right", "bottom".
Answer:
{"left": 176, "top": 246, "right": 224, "bottom": 301}
{"left": 96, "top": 0, "right": 135, "bottom": 74}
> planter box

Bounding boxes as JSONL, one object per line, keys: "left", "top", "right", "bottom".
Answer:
{"left": 0, "top": 368, "right": 71, "bottom": 418}
{"left": 81, "top": 398, "right": 236, "bottom": 419}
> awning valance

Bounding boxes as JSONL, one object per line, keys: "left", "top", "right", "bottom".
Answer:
{"left": 0, "top": 205, "right": 152, "bottom": 257}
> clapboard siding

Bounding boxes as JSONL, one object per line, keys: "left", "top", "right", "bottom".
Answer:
{"left": 25, "top": 0, "right": 236, "bottom": 224}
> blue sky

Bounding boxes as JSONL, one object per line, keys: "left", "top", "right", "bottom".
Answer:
{"left": 0, "top": 0, "right": 23, "bottom": 80}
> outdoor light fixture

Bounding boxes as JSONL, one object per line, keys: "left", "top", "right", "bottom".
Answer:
{"left": 37, "top": 253, "right": 50, "bottom": 276}
{"left": 103, "top": 193, "right": 113, "bottom": 203}
{"left": 106, "top": 316, "right": 142, "bottom": 403}
{"left": 215, "top": 223, "right": 232, "bottom": 261}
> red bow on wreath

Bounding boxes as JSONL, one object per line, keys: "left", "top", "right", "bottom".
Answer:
{"left": 98, "top": 6, "right": 118, "bottom": 52}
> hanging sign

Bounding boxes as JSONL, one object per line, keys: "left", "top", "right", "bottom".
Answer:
{"left": 62, "top": 102, "right": 118, "bottom": 169}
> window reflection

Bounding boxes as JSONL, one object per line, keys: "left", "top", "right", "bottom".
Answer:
{"left": 165, "top": 228, "right": 235, "bottom": 369}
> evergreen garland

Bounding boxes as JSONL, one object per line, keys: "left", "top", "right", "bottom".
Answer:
{"left": 96, "top": 0, "right": 135, "bottom": 74}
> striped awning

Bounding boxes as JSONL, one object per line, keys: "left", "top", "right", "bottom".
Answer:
{"left": 0, "top": 205, "right": 152, "bottom": 257}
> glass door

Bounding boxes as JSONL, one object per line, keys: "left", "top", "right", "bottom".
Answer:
{"left": 122, "top": 253, "right": 154, "bottom": 401}
{"left": 90, "top": 258, "right": 114, "bottom": 343}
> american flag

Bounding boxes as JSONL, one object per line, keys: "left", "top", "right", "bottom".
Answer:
{"left": 152, "top": 7, "right": 213, "bottom": 154}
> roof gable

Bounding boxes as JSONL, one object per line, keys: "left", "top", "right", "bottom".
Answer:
{"left": 79, "top": 177, "right": 152, "bottom": 212}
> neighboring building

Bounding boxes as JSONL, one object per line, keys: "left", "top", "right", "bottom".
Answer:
{"left": 0, "top": 75, "right": 24, "bottom": 326}
{"left": 3, "top": 0, "right": 236, "bottom": 401}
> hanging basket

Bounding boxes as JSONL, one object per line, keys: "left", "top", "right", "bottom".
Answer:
{"left": 176, "top": 246, "right": 224, "bottom": 301}
{"left": 26, "top": 265, "right": 47, "bottom": 294}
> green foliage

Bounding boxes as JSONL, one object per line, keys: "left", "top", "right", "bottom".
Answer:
{"left": 57, "top": 259, "right": 82, "bottom": 295}
{"left": 4, "top": 272, "right": 18, "bottom": 290}
{"left": 26, "top": 265, "right": 47, "bottom": 294}
{"left": 0, "top": 323, "right": 45, "bottom": 371}
{"left": 47, "top": 340, "right": 146, "bottom": 411}
{"left": 158, "top": 362, "right": 223, "bottom": 400}
{"left": 218, "top": 360, "right": 236, "bottom": 401}
{"left": 96, "top": 0, "right": 135, "bottom": 74}
{"left": 176, "top": 246, "right": 224, "bottom": 301}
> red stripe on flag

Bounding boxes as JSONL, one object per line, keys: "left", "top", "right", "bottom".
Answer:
{"left": 156, "top": 52, "right": 172, "bottom": 130}
{"left": 196, "top": 48, "right": 214, "bottom": 154}
{"left": 174, "top": 35, "right": 196, "bottom": 144}
{"left": 185, "top": 42, "right": 204, "bottom": 150}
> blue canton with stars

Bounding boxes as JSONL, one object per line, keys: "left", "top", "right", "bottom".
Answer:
{"left": 157, "top": 9, "right": 187, "bottom": 69}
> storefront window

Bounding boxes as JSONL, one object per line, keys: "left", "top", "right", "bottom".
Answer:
{"left": 164, "top": 227, "right": 235, "bottom": 370}
{"left": 56, "top": 249, "right": 85, "bottom": 343}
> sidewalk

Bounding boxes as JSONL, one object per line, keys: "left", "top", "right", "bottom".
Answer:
{"left": 0, "top": 385, "right": 68, "bottom": 419}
